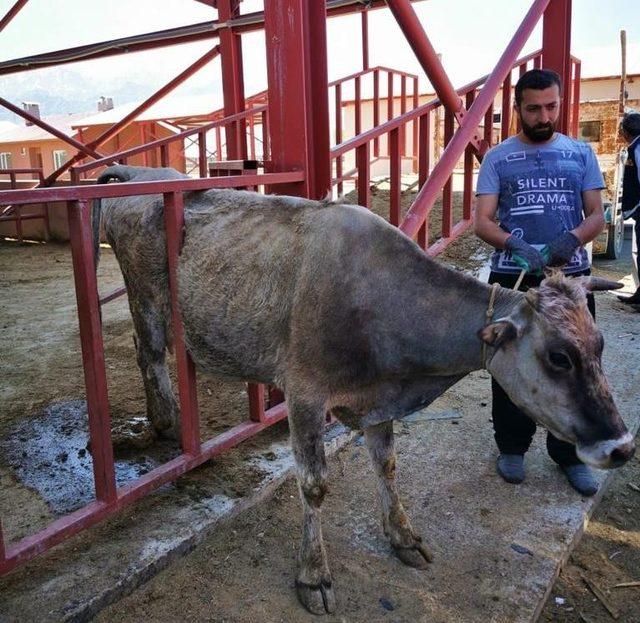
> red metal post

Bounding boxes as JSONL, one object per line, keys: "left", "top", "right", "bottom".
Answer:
{"left": 361, "top": 9, "right": 369, "bottom": 71}
{"left": 387, "top": 72, "right": 394, "bottom": 126}
{"left": 264, "top": 0, "right": 331, "bottom": 200}
{"left": 335, "top": 83, "right": 343, "bottom": 195}
{"left": 542, "top": 0, "right": 572, "bottom": 134}
{"left": 417, "top": 111, "right": 430, "bottom": 248}
{"left": 412, "top": 76, "right": 419, "bottom": 173}
{"left": 198, "top": 130, "right": 208, "bottom": 177}
{"left": 357, "top": 142, "right": 370, "bottom": 208}
{"left": 501, "top": 71, "right": 512, "bottom": 141}
{"left": 389, "top": 128, "right": 401, "bottom": 226}
{"left": 400, "top": 76, "right": 407, "bottom": 156}
{"left": 261, "top": 110, "right": 269, "bottom": 161}
{"left": 218, "top": 0, "right": 247, "bottom": 160}
{"left": 67, "top": 200, "right": 117, "bottom": 504}
{"left": 248, "top": 383, "right": 266, "bottom": 422}
{"left": 355, "top": 76, "right": 362, "bottom": 136}
{"left": 463, "top": 91, "right": 475, "bottom": 221}
{"left": 571, "top": 60, "right": 581, "bottom": 137}
{"left": 442, "top": 109, "right": 454, "bottom": 236}
{"left": 373, "top": 70, "right": 380, "bottom": 157}
{"left": 163, "top": 192, "right": 201, "bottom": 456}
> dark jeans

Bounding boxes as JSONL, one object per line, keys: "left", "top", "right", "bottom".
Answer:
{"left": 488, "top": 270, "right": 596, "bottom": 467}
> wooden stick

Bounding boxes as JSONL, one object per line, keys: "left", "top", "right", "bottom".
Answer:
{"left": 612, "top": 581, "right": 640, "bottom": 589}
{"left": 581, "top": 573, "right": 621, "bottom": 619}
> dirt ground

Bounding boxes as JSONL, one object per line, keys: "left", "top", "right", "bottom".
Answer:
{"left": 0, "top": 189, "right": 639, "bottom": 621}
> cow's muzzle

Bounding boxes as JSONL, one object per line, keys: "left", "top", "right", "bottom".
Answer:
{"left": 576, "top": 433, "right": 636, "bottom": 469}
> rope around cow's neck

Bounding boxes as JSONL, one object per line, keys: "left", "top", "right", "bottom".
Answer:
{"left": 482, "top": 268, "right": 526, "bottom": 368}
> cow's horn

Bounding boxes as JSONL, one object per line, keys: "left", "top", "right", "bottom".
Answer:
{"left": 577, "top": 276, "right": 624, "bottom": 292}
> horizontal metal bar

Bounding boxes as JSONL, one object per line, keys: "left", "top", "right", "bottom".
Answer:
{"left": 425, "top": 219, "right": 473, "bottom": 256}
{"left": 0, "top": 171, "right": 305, "bottom": 205}
{"left": 99, "top": 286, "right": 127, "bottom": 306}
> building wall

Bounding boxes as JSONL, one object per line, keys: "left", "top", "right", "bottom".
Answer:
{"left": 0, "top": 137, "right": 77, "bottom": 179}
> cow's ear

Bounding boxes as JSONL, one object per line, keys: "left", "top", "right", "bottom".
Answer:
{"left": 478, "top": 320, "right": 518, "bottom": 348}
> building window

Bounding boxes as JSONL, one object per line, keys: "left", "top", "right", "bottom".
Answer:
{"left": 0, "top": 152, "right": 12, "bottom": 168}
{"left": 578, "top": 120, "right": 601, "bottom": 143}
{"left": 52, "top": 149, "right": 68, "bottom": 169}
{"left": 493, "top": 112, "right": 501, "bottom": 124}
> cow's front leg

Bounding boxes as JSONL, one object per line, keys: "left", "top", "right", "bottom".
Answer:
{"left": 364, "top": 421, "right": 433, "bottom": 568}
{"left": 287, "top": 397, "right": 335, "bottom": 615}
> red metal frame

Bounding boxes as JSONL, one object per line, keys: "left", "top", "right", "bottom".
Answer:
{"left": 0, "top": 0, "right": 578, "bottom": 576}
{"left": 0, "top": 168, "right": 49, "bottom": 242}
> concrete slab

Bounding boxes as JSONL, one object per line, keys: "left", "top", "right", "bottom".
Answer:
{"left": 1, "top": 291, "right": 638, "bottom": 623}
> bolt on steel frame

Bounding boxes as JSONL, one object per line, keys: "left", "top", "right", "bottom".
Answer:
{"left": 0, "top": 0, "right": 579, "bottom": 574}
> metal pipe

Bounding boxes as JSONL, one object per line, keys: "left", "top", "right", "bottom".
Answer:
{"left": 0, "top": 0, "right": 28, "bottom": 33}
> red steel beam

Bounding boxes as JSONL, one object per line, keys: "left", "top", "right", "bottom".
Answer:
{"left": 0, "top": 2, "right": 427, "bottom": 76}
{"left": 361, "top": 9, "right": 369, "bottom": 70}
{"left": 264, "top": 0, "right": 331, "bottom": 200}
{"left": 218, "top": 0, "right": 247, "bottom": 160}
{"left": 542, "top": 0, "right": 572, "bottom": 134}
{"left": 400, "top": 0, "right": 552, "bottom": 240}
{"left": 0, "top": 0, "right": 28, "bottom": 33}
{"left": 41, "top": 46, "right": 221, "bottom": 186}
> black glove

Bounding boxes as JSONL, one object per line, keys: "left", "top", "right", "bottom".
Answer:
{"left": 545, "top": 231, "right": 581, "bottom": 266}
{"left": 505, "top": 235, "right": 547, "bottom": 274}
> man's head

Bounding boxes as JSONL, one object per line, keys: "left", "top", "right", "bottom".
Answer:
{"left": 514, "top": 69, "right": 562, "bottom": 143}
{"left": 620, "top": 112, "right": 640, "bottom": 143}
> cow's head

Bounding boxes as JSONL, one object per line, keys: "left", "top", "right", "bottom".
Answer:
{"left": 480, "top": 272, "right": 635, "bottom": 469}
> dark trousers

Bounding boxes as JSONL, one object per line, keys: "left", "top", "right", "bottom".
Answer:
{"left": 488, "top": 270, "right": 596, "bottom": 467}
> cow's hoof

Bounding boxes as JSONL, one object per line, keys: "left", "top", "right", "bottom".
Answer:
{"left": 296, "top": 579, "right": 336, "bottom": 614}
{"left": 393, "top": 538, "right": 433, "bottom": 569}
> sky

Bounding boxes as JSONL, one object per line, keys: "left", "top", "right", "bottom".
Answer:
{"left": 0, "top": 0, "right": 638, "bottom": 122}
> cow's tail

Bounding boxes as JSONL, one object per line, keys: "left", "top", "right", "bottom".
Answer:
{"left": 92, "top": 166, "right": 133, "bottom": 270}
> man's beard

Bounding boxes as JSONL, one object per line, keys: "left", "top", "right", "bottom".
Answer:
{"left": 520, "top": 117, "right": 555, "bottom": 142}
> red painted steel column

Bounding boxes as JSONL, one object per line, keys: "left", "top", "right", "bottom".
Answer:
{"left": 542, "top": 0, "right": 572, "bottom": 134}
{"left": 264, "top": 0, "right": 331, "bottom": 200}
{"left": 335, "top": 83, "right": 343, "bottom": 195}
{"left": 67, "top": 200, "right": 117, "bottom": 504}
{"left": 361, "top": 9, "right": 369, "bottom": 70}
{"left": 357, "top": 143, "right": 370, "bottom": 208}
{"left": 501, "top": 71, "right": 512, "bottom": 141}
{"left": 571, "top": 60, "right": 581, "bottom": 137}
{"left": 198, "top": 130, "right": 208, "bottom": 177}
{"left": 373, "top": 70, "right": 380, "bottom": 157}
{"left": 389, "top": 128, "right": 401, "bottom": 226}
{"left": 355, "top": 76, "right": 362, "bottom": 136}
{"left": 218, "top": 0, "right": 247, "bottom": 160}
{"left": 417, "top": 111, "right": 430, "bottom": 248}
{"left": 163, "top": 192, "right": 200, "bottom": 456}
{"left": 463, "top": 91, "right": 475, "bottom": 220}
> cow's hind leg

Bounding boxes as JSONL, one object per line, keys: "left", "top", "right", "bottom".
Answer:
{"left": 364, "top": 421, "right": 433, "bottom": 568}
{"left": 287, "top": 397, "right": 335, "bottom": 615}
{"left": 129, "top": 297, "right": 180, "bottom": 439}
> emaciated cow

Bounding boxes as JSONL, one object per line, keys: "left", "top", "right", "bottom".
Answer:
{"left": 93, "top": 165, "right": 634, "bottom": 615}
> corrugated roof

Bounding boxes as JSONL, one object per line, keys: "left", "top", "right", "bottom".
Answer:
{"left": 0, "top": 112, "right": 94, "bottom": 144}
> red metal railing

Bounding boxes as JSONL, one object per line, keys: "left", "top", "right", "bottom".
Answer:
{"left": 0, "top": 170, "right": 303, "bottom": 575}
{"left": 0, "top": 167, "right": 50, "bottom": 241}
{"left": 330, "top": 66, "right": 419, "bottom": 195}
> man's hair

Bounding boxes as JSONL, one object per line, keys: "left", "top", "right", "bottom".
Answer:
{"left": 621, "top": 112, "right": 640, "bottom": 138}
{"left": 514, "top": 69, "right": 562, "bottom": 106}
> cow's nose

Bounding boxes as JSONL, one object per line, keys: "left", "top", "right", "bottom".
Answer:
{"left": 609, "top": 439, "right": 636, "bottom": 467}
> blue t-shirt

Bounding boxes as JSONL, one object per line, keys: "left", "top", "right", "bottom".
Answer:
{"left": 476, "top": 134, "right": 605, "bottom": 274}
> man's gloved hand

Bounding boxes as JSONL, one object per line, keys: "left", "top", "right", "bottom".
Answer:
{"left": 544, "top": 231, "right": 581, "bottom": 266}
{"left": 505, "top": 235, "right": 547, "bottom": 274}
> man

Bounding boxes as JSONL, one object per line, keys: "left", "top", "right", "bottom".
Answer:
{"left": 616, "top": 112, "right": 640, "bottom": 305}
{"left": 474, "top": 68, "right": 606, "bottom": 496}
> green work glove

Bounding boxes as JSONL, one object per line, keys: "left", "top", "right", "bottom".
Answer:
{"left": 505, "top": 235, "right": 548, "bottom": 275}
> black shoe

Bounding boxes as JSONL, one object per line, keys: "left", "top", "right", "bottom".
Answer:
{"left": 561, "top": 464, "right": 598, "bottom": 496}
{"left": 618, "top": 288, "right": 640, "bottom": 304}
{"left": 496, "top": 454, "right": 525, "bottom": 484}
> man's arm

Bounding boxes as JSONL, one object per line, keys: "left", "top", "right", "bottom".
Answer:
{"left": 474, "top": 194, "right": 510, "bottom": 248}
{"left": 572, "top": 189, "right": 605, "bottom": 245}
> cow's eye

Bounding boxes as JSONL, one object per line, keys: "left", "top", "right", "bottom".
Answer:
{"left": 549, "top": 351, "right": 572, "bottom": 370}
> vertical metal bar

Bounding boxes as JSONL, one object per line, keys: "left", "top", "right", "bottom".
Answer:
{"left": 361, "top": 9, "right": 369, "bottom": 70}
{"left": 387, "top": 71, "right": 394, "bottom": 123}
{"left": 412, "top": 76, "right": 419, "bottom": 173}
{"left": 355, "top": 76, "right": 361, "bottom": 136}
{"left": 442, "top": 109, "right": 454, "bottom": 237}
{"left": 389, "top": 128, "right": 401, "bottom": 226}
{"left": 463, "top": 91, "right": 475, "bottom": 221}
{"left": 516, "top": 62, "right": 528, "bottom": 133}
{"left": 140, "top": 125, "right": 149, "bottom": 167}
{"left": 10, "top": 172, "right": 23, "bottom": 242}
{"left": 357, "top": 143, "right": 370, "bottom": 208}
{"left": 248, "top": 383, "right": 266, "bottom": 422}
{"left": 198, "top": 130, "right": 207, "bottom": 178}
{"left": 373, "top": 69, "right": 380, "bottom": 157}
{"left": 160, "top": 144, "right": 170, "bottom": 167}
{"left": 417, "top": 111, "right": 430, "bottom": 248}
{"left": 261, "top": 110, "right": 269, "bottom": 161}
{"left": 501, "top": 71, "right": 512, "bottom": 141}
{"left": 248, "top": 114, "right": 256, "bottom": 160}
{"left": 543, "top": 0, "right": 572, "bottom": 134}
{"left": 218, "top": 0, "right": 247, "bottom": 160}
{"left": 39, "top": 168, "right": 51, "bottom": 240}
{"left": 335, "top": 82, "right": 343, "bottom": 196}
{"left": 400, "top": 75, "right": 407, "bottom": 156}
{"left": 571, "top": 60, "right": 581, "bottom": 137}
{"left": 163, "top": 192, "right": 200, "bottom": 456}
{"left": 67, "top": 199, "right": 117, "bottom": 504}
{"left": 484, "top": 104, "right": 493, "bottom": 148}
{"left": 215, "top": 126, "right": 223, "bottom": 160}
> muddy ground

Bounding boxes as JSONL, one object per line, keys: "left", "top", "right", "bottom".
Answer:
{"left": 0, "top": 189, "right": 639, "bottom": 621}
